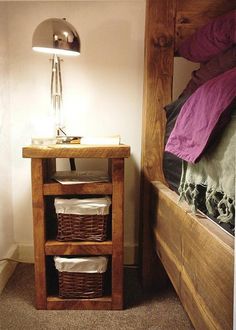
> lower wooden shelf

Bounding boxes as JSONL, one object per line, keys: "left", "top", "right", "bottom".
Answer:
{"left": 45, "top": 240, "right": 113, "bottom": 255}
{"left": 47, "top": 295, "right": 112, "bottom": 310}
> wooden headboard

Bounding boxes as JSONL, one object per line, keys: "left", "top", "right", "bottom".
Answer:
{"left": 141, "top": 0, "right": 236, "bottom": 287}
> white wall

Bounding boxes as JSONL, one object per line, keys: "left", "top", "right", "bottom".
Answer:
{"left": 0, "top": 2, "right": 18, "bottom": 293}
{"left": 6, "top": 1, "right": 145, "bottom": 264}
{"left": 0, "top": 2, "right": 14, "bottom": 260}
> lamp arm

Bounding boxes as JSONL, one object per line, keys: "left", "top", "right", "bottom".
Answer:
{"left": 51, "top": 54, "right": 64, "bottom": 136}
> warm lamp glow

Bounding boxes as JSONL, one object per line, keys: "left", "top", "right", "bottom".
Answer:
{"left": 32, "top": 47, "right": 80, "bottom": 56}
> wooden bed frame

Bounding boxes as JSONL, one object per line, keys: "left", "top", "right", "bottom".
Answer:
{"left": 141, "top": 1, "right": 235, "bottom": 329}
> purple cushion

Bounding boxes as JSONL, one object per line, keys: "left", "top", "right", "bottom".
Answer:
{"left": 182, "top": 46, "right": 236, "bottom": 97}
{"left": 178, "top": 10, "right": 236, "bottom": 63}
{"left": 163, "top": 95, "right": 189, "bottom": 191}
{"left": 165, "top": 67, "right": 236, "bottom": 163}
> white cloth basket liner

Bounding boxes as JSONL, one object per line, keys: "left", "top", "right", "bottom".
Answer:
{"left": 54, "top": 256, "right": 108, "bottom": 273}
{"left": 54, "top": 197, "right": 111, "bottom": 215}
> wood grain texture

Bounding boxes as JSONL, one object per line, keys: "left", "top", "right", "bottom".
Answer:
{"left": 175, "top": 0, "right": 236, "bottom": 50}
{"left": 141, "top": 0, "right": 174, "bottom": 182}
{"left": 141, "top": 0, "right": 175, "bottom": 289}
{"left": 43, "top": 182, "right": 112, "bottom": 195}
{"left": 47, "top": 296, "right": 112, "bottom": 310}
{"left": 111, "top": 158, "right": 124, "bottom": 309}
{"left": 31, "top": 159, "right": 47, "bottom": 309}
{"left": 177, "top": 0, "right": 235, "bottom": 12}
{"left": 152, "top": 181, "right": 234, "bottom": 330}
{"left": 45, "top": 240, "right": 112, "bottom": 255}
{"left": 23, "top": 144, "right": 130, "bottom": 159}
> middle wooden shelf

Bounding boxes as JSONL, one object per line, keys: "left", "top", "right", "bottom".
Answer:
{"left": 45, "top": 240, "right": 113, "bottom": 255}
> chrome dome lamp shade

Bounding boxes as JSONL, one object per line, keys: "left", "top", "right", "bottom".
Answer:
{"left": 32, "top": 18, "right": 80, "bottom": 56}
{"left": 32, "top": 18, "right": 80, "bottom": 138}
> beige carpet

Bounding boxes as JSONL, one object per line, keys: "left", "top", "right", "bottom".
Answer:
{"left": 0, "top": 264, "right": 193, "bottom": 330}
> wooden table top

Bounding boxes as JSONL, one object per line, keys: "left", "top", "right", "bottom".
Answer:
{"left": 22, "top": 144, "right": 131, "bottom": 159}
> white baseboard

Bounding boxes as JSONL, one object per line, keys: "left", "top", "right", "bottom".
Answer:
{"left": 0, "top": 244, "right": 18, "bottom": 294}
{"left": 18, "top": 243, "right": 34, "bottom": 263}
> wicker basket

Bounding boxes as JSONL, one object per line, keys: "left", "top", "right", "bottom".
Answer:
{"left": 58, "top": 271, "right": 104, "bottom": 299}
{"left": 56, "top": 213, "right": 109, "bottom": 241}
{"left": 54, "top": 256, "right": 108, "bottom": 299}
{"left": 54, "top": 197, "right": 111, "bottom": 241}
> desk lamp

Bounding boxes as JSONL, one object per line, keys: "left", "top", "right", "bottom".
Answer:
{"left": 32, "top": 18, "right": 80, "bottom": 142}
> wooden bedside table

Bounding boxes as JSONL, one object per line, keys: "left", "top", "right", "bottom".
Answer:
{"left": 22, "top": 144, "right": 130, "bottom": 310}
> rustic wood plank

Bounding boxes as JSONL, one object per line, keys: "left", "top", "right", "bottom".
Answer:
{"left": 141, "top": 0, "right": 175, "bottom": 182}
{"left": 152, "top": 181, "right": 234, "bottom": 330}
{"left": 141, "top": 0, "right": 175, "bottom": 290}
{"left": 175, "top": 2, "right": 236, "bottom": 50}
{"left": 31, "top": 159, "right": 47, "bottom": 309}
{"left": 176, "top": 10, "right": 230, "bottom": 27}
{"left": 43, "top": 182, "right": 112, "bottom": 195}
{"left": 45, "top": 240, "right": 112, "bottom": 255}
{"left": 23, "top": 144, "right": 130, "bottom": 159}
{"left": 177, "top": 0, "right": 235, "bottom": 12}
{"left": 111, "top": 158, "right": 124, "bottom": 309}
{"left": 47, "top": 296, "right": 112, "bottom": 310}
